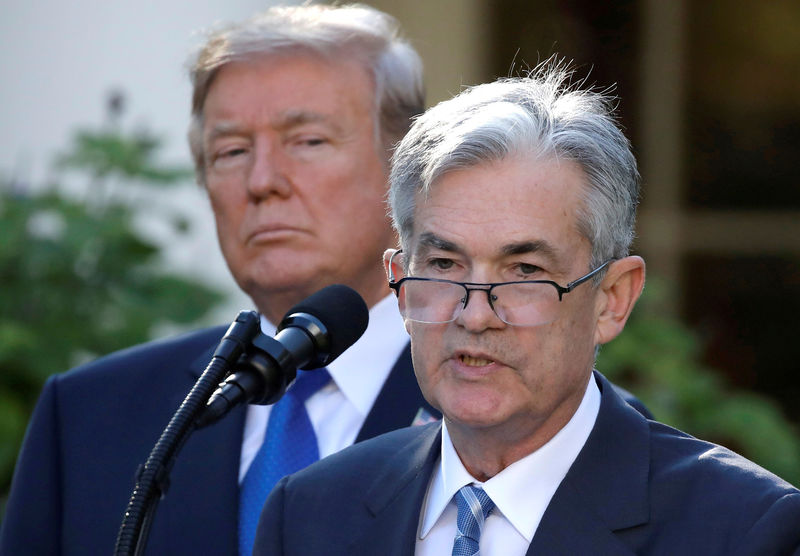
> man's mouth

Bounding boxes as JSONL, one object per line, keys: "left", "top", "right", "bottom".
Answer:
{"left": 247, "top": 223, "right": 303, "bottom": 244}
{"left": 459, "top": 354, "right": 495, "bottom": 367}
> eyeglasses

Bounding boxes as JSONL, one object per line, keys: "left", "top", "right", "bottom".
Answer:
{"left": 387, "top": 250, "right": 612, "bottom": 327}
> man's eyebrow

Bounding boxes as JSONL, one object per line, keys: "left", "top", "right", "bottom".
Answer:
{"left": 277, "top": 110, "right": 326, "bottom": 126}
{"left": 204, "top": 110, "right": 343, "bottom": 142}
{"left": 415, "top": 235, "right": 560, "bottom": 261}
{"left": 416, "top": 232, "right": 463, "bottom": 255}
{"left": 501, "top": 240, "right": 558, "bottom": 259}
{"left": 205, "top": 121, "right": 243, "bottom": 142}
{"left": 276, "top": 110, "right": 344, "bottom": 134}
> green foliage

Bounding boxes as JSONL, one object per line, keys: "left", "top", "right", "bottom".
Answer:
{"left": 57, "top": 129, "right": 192, "bottom": 184}
{"left": 0, "top": 118, "right": 223, "bottom": 506}
{"left": 598, "top": 279, "right": 800, "bottom": 487}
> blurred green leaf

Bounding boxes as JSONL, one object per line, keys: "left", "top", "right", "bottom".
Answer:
{"left": 0, "top": 106, "right": 223, "bottom": 507}
{"left": 56, "top": 129, "right": 192, "bottom": 183}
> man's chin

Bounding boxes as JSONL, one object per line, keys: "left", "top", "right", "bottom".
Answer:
{"left": 440, "top": 395, "right": 508, "bottom": 430}
{"left": 238, "top": 272, "right": 324, "bottom": 317}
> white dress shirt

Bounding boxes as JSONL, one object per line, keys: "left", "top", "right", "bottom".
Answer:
{"left": 416, "top": 375, "right": 601, "bottom": 555}
{"left": 238, "top": 293, "right": 410, "bottom": 481}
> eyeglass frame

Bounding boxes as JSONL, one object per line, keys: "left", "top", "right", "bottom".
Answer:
{"left": 386, "top": 249, "right": 614, "bottom": 326}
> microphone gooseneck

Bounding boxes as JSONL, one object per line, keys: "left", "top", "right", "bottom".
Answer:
{"left": 115, "top": 284, "right": 369, "bottom": 556}
{"left": 115, "top": 310, "right": 262, "bottom": 556}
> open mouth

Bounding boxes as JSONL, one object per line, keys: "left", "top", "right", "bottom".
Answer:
{"left": 459, "top": 354, "right": 495, "bottom": 367}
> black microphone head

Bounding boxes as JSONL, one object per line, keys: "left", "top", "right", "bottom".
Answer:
{"left": 279, "top": 284, "right": 369, "bottom": 366}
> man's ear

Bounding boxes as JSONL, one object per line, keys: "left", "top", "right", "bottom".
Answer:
{"left": 384, "top": 249, "right": 411, "bottom": 332}
{"left": 594, "top": 256, "right": 645, "bottom": 346}
{"left": 383, "top": 249, "right": 398, "bottom": 280}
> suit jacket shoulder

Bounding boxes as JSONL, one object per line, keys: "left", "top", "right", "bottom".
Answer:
{"left": 533, "top": 372, "right": 800, "bottom": 555}
{"left": 0, "top": 325, "right": 245, "bottom": 555}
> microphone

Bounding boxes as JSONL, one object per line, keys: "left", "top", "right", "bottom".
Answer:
{"left": 196, "top": 284, "right": 369, "bottom": 428}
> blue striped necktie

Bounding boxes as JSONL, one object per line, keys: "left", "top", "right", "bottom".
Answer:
{"left": 238, "top": 368, "right": 331, "bottom": 555}
{"left": 452, "top": 485, "right": 496, "bottom": 556}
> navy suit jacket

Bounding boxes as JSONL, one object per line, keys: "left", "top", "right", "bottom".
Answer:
{"left": 0, "top": 326, "right": 437, "bottom": 555}
{"left": 254, "top": 372, "right": 800, "bottom": 556}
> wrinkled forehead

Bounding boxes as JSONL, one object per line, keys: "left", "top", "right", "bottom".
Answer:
{"left": 406, "top": 155, "right": 590, "bottom": 263}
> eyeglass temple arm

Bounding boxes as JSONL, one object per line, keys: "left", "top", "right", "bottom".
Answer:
{"left": 387, "top": 249, "right": 404, "bottom": 283}
{"left": 562, "top": 260, "right": 613, "bottom": 294}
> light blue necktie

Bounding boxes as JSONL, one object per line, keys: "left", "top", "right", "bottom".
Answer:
{"left": 238, "top": 368, "right": 331, "bottom": 556}
{"left": 452, "top": 485, "right": 496, "bottom": 556}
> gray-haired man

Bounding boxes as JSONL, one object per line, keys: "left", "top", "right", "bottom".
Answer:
{"left": 253, "top": 66, "right": 800, "bottom": 555}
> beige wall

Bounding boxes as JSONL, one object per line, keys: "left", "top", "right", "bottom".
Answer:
{"left": 367, "top": 0, "right": 491, "bottom": 106}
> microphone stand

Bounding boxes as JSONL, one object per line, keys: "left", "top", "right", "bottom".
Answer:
{"left": 114, "top": 311, "right": 261, "bottom": 556}
{"left": 115, "top": 284, "right": 365, "bottom": 555}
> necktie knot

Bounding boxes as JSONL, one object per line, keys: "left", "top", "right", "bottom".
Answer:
{"left": 452, "top": 485, "right": 495, "bottom": 556}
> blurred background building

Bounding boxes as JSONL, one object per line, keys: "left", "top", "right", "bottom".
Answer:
{"left": 2, "top": 0, "right": 799, "bottom": 496}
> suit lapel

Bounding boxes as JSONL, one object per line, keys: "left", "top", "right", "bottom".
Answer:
{"left": 356, "top": 343, "right": 441, "bottom": 442}
{"left": 527, "top": 480, "right": 639, "bottom": 555}
{"left": 529, "top": 372, "right": 650, "bottom": 555}
{"left": 350, "top": 424, "right": 442, "bottom": 556}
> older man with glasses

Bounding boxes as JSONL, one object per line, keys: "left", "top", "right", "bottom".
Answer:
{"left": 252, "top": 64, "right": 800, "bottom": 555}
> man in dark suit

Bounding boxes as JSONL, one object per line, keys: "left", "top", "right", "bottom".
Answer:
{"left": 0, "top": 6, "right": 649, "bottom": 555}
{"left": 254, "top": 65, "right": 800, "bottom": 554}
{"left": 0, "top": 5, "right": 436, "bottom": 555}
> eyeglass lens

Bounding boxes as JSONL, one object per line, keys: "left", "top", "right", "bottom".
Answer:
{"left": 400, "top": 280, "right": 560, "bottom": 326}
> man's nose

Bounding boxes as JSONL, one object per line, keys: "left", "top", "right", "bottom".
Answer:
{"left": 456, "top": 287, "right": 505, "bottom": 332}
{"left": 247, "top": 139, "right": 292, "bottom": 200}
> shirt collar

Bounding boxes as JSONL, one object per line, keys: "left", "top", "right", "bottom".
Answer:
{"left": 419, "top": 374, "right": 601, "bottom": 542}
{"left": 260, "top": 293, "right": 409, "bottom": 417}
